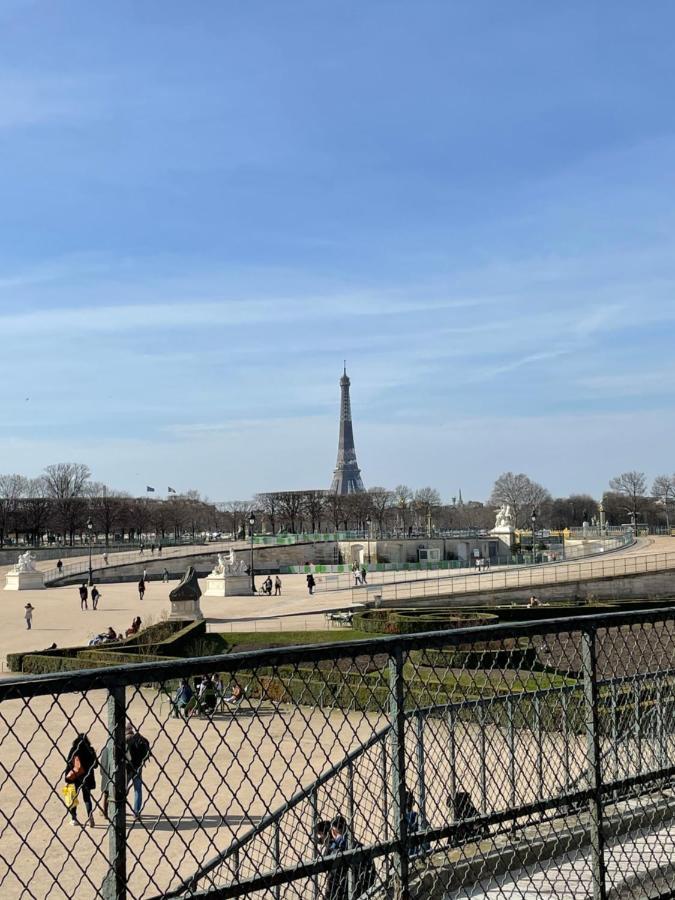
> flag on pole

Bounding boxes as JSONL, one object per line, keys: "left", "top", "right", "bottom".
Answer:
{"left": 146, "top": 486, "right": 155, "bottom": 493}
{"left": 167, "top": 487, "right": 177, "bottom": 494}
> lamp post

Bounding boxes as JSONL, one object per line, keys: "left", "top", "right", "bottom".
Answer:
{"left": 366, "top": 517, "right": 372, "bottom": 564}
{"left": 87, "top": 517, "right": 93, "bottom": 586}
{"left": 249, "top": 514, "right": 256, "bottom": 594}
{"left": 530, "top": 510, "right": 537, "bottom": 563}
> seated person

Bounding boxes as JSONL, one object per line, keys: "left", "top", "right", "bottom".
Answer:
{"left": 196, "top": 675, "right": 217, "bottom": 714}
{"left": 125, "top": 616, "right": 142, "bottom": 638}
{"left": 222, "top": 681, "right": 244, "bottom": 705}
{"left": 173, "top": 678, "right": 194, "bottom": 718}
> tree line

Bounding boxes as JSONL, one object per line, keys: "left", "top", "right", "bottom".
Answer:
{"left": 1, "top": 463, "right": 672, "bottom": 548}
{"left": 0, "top": 463, "right": 219, "bottom": 547}
{"left": 489, "top": 470, "right": 675, "bottom": 530}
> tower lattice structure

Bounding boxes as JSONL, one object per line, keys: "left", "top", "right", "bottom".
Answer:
{"left": 330, "top": 366, "right": 365, "bottom": 494}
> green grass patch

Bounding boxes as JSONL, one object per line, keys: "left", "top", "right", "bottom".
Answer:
{"left": 219, "top": 629, "right": 374, "bottom": 653}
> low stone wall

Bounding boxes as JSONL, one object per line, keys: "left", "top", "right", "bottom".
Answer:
{"left": 337, "top": 538, "right": 507, "bottom": 566}
{"left": 385, "top": 569, "right": 675, "bottom": 609}
{"left": 53, "top": 542, "right": 329, "bottom": 586}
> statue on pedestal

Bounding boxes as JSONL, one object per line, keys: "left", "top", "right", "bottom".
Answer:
{"left": 211, "top": 550, "right": 246, "bottom": 577}
{"left": 13, "top": 551, "right": 37, "bottom": 573}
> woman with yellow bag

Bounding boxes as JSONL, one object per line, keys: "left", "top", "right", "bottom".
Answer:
{"left": 63, "top": 733, "right": 98, "bottom": 827}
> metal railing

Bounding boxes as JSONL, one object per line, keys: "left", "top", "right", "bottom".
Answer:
{"left": 351, "top": 543, "right": 675, "bottom": 604}
{"left": 2, "top": 607, "right": 675, "bottom": 898}
{"left": 41, "top": 540, "right": 241, "bottom": 585}
{"left": 299, "top": 533, "right": 632, "bottom": 595}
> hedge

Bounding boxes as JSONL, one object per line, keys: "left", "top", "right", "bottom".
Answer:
{"left": 352, "top": 608, "right": 497, "bottom": 635}
{"left": 10, "top": 618, "right": 208, "bottom": 674}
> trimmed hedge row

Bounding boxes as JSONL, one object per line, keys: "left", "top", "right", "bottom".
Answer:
{"left": 352, "top": 609, "right": 496, "bottom": 635}
{"left": 9, "top": 619, "right": 208, "bottom": 674}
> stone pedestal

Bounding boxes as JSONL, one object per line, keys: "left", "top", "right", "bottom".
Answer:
{"left": 490, "top": 527, "right": 516, "bottom": 554}
{"left": 169, "top": 566, "right": 203, "bottom": 622}
{"left": 169, "top": 597, "right": 204, "bottom": 622}
{"left": 4, "top": 570, "right": 45, "bottom": 591}
{"left": 204, "top": 574, "right": 254, "bottom": 597}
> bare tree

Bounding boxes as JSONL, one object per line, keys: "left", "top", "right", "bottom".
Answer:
{"left": 413, "top": 487, "right": 442, "bottom": 534}
{"left": 275, "top": 492, "right": 304, "bottom": 534}
{"left": 0, "top": 474, "right": 28, "bottom": 546}
{"left": 256, "top": 492, "right": 281, "bottom": 535}
{"left": 489, "top": 472, "right": 551, "bottom": 528}
{"left": 43, "top": 463, "right": 91, "bottom": 544}
{"left": 22, "top": 477, "right": 52, "bottom": 545}
{"left": 608, "top": 471, "right": 647, "bottom": 522}
{"left": 368, "top": 487, "right": 393, "bottom": 536}
{"left": 393, "top": 485, "right": 413, "bottom": 533}
{"left": 652, "top": 474, "right": 675, "bottom": 530}
{"left": 302, "top": 491, "right": 326, "bottom": 533}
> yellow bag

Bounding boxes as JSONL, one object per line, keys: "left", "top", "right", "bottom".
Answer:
{"left": 61, "top": 783, "right": 78, "bottom": 810}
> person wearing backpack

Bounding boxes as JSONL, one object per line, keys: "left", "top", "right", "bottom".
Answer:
{"left": 125, "top": 723, "right": 150, "bottom": 819}
{"left": 64, "top": 732, "right": 98, "bottom": 827}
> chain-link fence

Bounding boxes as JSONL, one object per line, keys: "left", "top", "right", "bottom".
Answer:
{"left": 1, "top": 608, "right": 675, "bottom": 898}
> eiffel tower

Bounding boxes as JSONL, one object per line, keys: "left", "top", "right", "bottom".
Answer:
{"left": 330, "top": 364, "right": 365, "bottom": 494}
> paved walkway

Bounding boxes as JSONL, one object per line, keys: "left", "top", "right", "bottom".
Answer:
{"left": 1, "top": 536, "right": 672, "bottom": 670}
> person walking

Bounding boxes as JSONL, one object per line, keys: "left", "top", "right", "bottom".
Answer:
{"left": 64, "top": 733, "right": 98, "bottom": 827}
{"left": 102, "top": 552, "right": 108, "bottom": 566}
{"left": 79, "top": 583, "right": 88, "bottom": 611}
{"left": 274, "top": 575, "right": 282, "bottom": 596}
{"left": 91, "top": 585, "right": 101, "bottom": 611}
{"left": 150, "top": 544, "right": 155, "bottom": 555}
{"left": 125, "top": 723, "right": 150, "bottom": 819}
{"left": 138, "top": 578, "right": 145, "bottom": 601}
{"left": 24, "top": 603, "right": 33, "bottom": 630}
{"left": 162, "top": 567, "right": 169, "bottom": 583}
{"left": 306, "top": 573, "right": 316, "bottom": 596}
{"left": 361, "top": 566, "right": 367, "bottom": 585}
{"left": 158, "top": 544, "right": 162, "bottom": 556}
{"left": 56, "top": 559, "right": 63, "bottom": 576}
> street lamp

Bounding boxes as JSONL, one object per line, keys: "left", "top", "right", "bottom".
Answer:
{"left": 530, "top": 510, "right": 537, "bottom": 563}
{"left": 87, "top": 517, "right": 94, "bottom": 586}
{"left": 365, "top": 517, "right": 372, "bottom": 564}
{"left": 249, "top": 514, "right": 256, "bottom": 594}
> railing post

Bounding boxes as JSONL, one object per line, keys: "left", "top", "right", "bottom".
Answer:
{"left": 478, "top": 703, "right": 487, "bottom": 813}
{"left": 657, "top": 680, "right": 665, "bottom": 772}
{"left": 535, "top": 695, "right": 544, "bottom": 798}
{"left": 102, "top": 684, "right": 127, "bottom": 900}
{"left": 507, "top": 697, "right": 516, "bottom": 807}
{"left": 274, "top": 822, "right": 281, "bottom": 900}
{"left": 380, "top": 739, "right": 391, "bottom": 886}
{"left": 415, "top": 711, "right": 427, "bottom": 829}
{"left": 389, "top": 645, "right": 409, "bottom": 899}
{"left": 347, "top": 760, "right": 356, "bottom": 900}
{"left": 311, "top": 787, "right": 319, "bottom": 899}
{"left": 633, "top": 680, "right": 642, "bottom": 774}
{"left": 561, "top": 692, "right": 570, "bottom": 793}
{"left": 610, "top": 682, "right": 619, "bottom": 785}
{"left": 447, "top": 705, "right": 457, "bottom": 802}
{"left": 582, "top": 627, "right": 607, "bottom": 900}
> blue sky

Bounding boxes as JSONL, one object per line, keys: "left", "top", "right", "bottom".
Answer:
{"left": 1, "top": 1, "right": 675, "bottom": 501}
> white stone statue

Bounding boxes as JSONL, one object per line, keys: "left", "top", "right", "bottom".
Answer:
{"left": 494, "top": 504, "right": 515, "bottom": 530}
{"left": 211, "top": 549, "right": 246, "bottom": 577}
{"left": 14, "top": 551, "right": 37, "bottom": 573}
